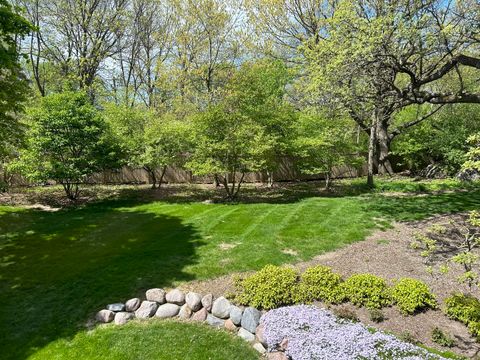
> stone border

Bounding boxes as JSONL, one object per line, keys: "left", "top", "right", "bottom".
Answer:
{"left": 95, "top": 288, "right": 288, "bottom": 359}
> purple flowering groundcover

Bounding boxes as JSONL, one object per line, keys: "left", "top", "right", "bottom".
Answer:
{"left": 261, "top": 305, "right": 445, "bottom": 360}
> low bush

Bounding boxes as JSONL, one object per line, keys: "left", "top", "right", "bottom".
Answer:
{"left": 342, "top": 274, "right": 391, "bottom": 309}
{"left": 445, "top": 293, "right": 480, "bottom": 339}
{"left": 234, "top": 265, "right": 299, "bottom": 310}
{"left": 332, "top": 306, "right": 359, "bottom": 322}
{"left": 369, "top": 308, "right": 385, "bottom": 323}
{"left": 298, "top": 265, "right": 345, "bottom": 304}
{"left": 431, "top": 327, "right": 455, "bottom": 348}
{"left": 391, "top": 278, "right": 437, "bottom": 315}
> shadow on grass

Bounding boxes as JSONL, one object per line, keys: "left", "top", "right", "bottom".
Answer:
{"left": 0, "top": 203, "right": 204, "bottom": 360}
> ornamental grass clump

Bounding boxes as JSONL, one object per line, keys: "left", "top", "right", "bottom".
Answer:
{"left": 445, "top": 293, "right": 480, "bottom": 339}
{"left": 234, "top": 265, "right": 299, "bottom": 310}
{"left": 391, "top": 278, "right": 437, "bottom": 315}
{"left": 260, "top": 305, "right": 445, "bottom": 360}
{"left": 342, "top": 274, "right": 391, "bottom": 309}
{"left": 297, "top": 265, "right": 345, "bottom": 304}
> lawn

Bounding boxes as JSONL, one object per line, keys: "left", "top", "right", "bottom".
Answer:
{"left": 1, "top": 179, "right": 479, "bottom": 359}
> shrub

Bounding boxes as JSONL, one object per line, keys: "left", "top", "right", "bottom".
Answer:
{"left": 445, "top": 293, "right": 480, "bottom": 338}
{"left": 332, "top": 306, "right": 359, "bottom": 322}
{"left": 342, "top": 274, "right": 391, "bottom": 309}
{"left": 390, "top": 278, "right": 437, "bottom": 315}
{"left": 234, "top": 265, "right": 299, "bottom": 310}
{"left": 298, "top": 265, "right": 345, "bottom": 304}
{"left": 369, "top": 308, "right": 385, "bottom": 323}
{"left": 431, "top": 327, "right": 455, "bottom": 347}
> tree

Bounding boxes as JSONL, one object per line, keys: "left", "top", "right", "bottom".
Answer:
{"left": 293, "top": 110, "right": 362, "bottom": 189}
{"left": 14, "top": 92, "right": 122, "bottom": 199}
{"left": 105, "top": 104, "right": 190, "bottom": 188}
{"left": 186, "top": 60, "right": 291, "bottom": 199}
{"left": 461, "top": 133, "right": 480, "bottom": 176}
{"left": 0, "top": 0, "right": 32, "bottom": 185}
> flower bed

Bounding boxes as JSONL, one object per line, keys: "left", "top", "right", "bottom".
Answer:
{"left": 261, "top": 305, "right": 445, "bottom": 360}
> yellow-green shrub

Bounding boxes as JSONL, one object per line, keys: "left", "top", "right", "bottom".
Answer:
{"left": 342, "top": 274, "right": 391, "bottom": 309}
{"left": 445, "top": 293, "right": 480, "bottom": 339}
{"left": 298, "top": 265, "right": 345, "bottom": 304}
{"left": 234, "top": 265, "right": 300, "bottom": 310}
{"left": 391, "top": 278, "right": 437, "bottom": 315}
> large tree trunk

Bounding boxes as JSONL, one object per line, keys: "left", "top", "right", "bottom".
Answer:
{"left": 367, "top": 117, "right": 377, "bottom": 188}
{"left": 376, "top": 120, "right": 394, "bottom": 175}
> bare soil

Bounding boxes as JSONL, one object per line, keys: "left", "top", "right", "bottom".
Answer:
{"left": 181, "top": 214, "right": 480, "bottom": 358}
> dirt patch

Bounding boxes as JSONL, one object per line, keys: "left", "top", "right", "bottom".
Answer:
{"left": 181, "top": 214, "right": 480, "bottom": 358}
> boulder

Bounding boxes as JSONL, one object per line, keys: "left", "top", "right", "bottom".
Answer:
{"left": 224, "top": 319, "right": 237, "bottom": 332}
{"left": 135, "top": 301, "right": 158, "bottom": 319}
{"left": 178, "top": 304, "right": 193, "bottom": 319}
{"left": 146, "top": 288, "right": 166, "bottom": 304}
{"left": 125, "top": 298, "right": 141, "bottom": 312}
{"left": 166, "top": 289, "right": 185, "bottom": 305}
{"left": 201, "top": 294, "right": 213, "bottom": 311}
{"left": 229, "top": 305, "right": 243, "bottom": 326}
{"left": 106, "top": 303, "right": 125, "bottom": 312}
{"left": 114, "top": 312, "right": 134, "bottom": 325}
{"left": 238, "top": 327, "right": 255, "bottom": 342}
{"left": 241, "top": 307, "right": 261, "bottom": 334}
{"left": 185, "top": 292, "right": 202, "bottom": 311}
{"left": 206, "top": 314, "right": 225, "bottom": 328}
{"left": 95, "top": 309, "right": 114, "bottom": 323}
{"left": 192, "top": 308, "right": 208, "bottom": 322}
{"left": 211, "top": 296, "right": 231, "bottom": 319}
{"left": 253, "top": 342, "right": 266, "bottom": 354}
{"left": 155, "top": 303, "right": 180, "bottom": 319}
{"left": 255, "top": 324, "right": 266, "bottom": 346}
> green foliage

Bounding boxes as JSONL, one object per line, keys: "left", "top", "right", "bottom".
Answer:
{"left": 13, "top": 92, "right": 122, "bottom": 199}
{"left": 292, "top": 110, "right": 362, "bottom": 188}
{"left": 0, "top": 0, "right": 32, "bottom": 159}
{"left": 462, "top": 133, "right": 480, "bottom": 174}
{"left": 187, "top": 60, "right": 294, "bottom": 198}
{"left": 431, "top": 327, "right": 455, "bottom": 348}
{"left": 445, "top": 293, "right": 480, "bottom": 339}
{"left": 390, "top": 278, "right": 437, "bottom": 315}
{"left": 234, "top": 265, "right": 300, "bottom": 310}
{"left": 298, "top": 265, "right": 345, "bottom": 304}
{"left": 342, "top": 274, "right": 391, "bottom": 309}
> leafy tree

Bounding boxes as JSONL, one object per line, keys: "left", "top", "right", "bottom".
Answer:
{"left": 462, "top": 133, "right": 480, "bottom": 175}
{"left": 0, "top": 0, "right": 32, "bottom": 187}
{"left": 105, "top": 104, "right": 190, "bottom": 188}
{"left": 293, "top": 111, "right": 361, "bottom": 189}
{"left": 187, "top": 60, "right": 293, "bottom": 199}
{"left": 13, "top": 92, "right": 122, "bottom": 199}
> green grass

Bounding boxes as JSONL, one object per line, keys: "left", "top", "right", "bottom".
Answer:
{"left": 1, "top": 180, "right": 479, "bottom": 359}
{"left": 28, "top": 320, "right": 259, "bottom": 360}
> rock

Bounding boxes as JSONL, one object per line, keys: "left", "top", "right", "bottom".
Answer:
{"left": 279, "top": 338, "right": 289, "bottom": 351}
{"left": 95, "top": 309, "right": 114, "bottom": 323}
{"left": 106, "top": 303, "right": 125, "bottom": 312}
{"left": 201, "top": 294, "right": 213, "bottom": 311}
{"left": 185, "top": 292, "right": 202, "bottom": 311}
{"left": 224, "top": 319, "right": 237, "bottom": 332}
{"left": 241, "top": 307, "right": 261, "bottom": 334}
{"left": 255, "top": 324, "right": 266, "bottom": 346}
{"left": 178, "top": 304, "right": 192, "bottom": 319}
{"left": 207, "top": 314, "right": 225, "bottom": 328}
{"left": 253, "top": 342, "right": 266, "bottom": 354}
{"left": 211, "top": 296, "right": 231, "bottom": 319}
{"left": 125, "top": 298, "right": 141, "bottom": 312}
{"left": 155, "top": 303, "right": 180, "bottom": 319}
{"left": 237, "top": 327, "right": 255, "bottom": 342}
{"left": 229, "top": 306, "right": 243, "bottom": 326}
{"left": 267, "top": 352, "right": 288, "bottom": 360}
{"left": 146, "top": 288, "right": 166, "bottom": 304}
{"left": 166, "top": 289, "right": 185, "bottom": 305}
{"left": 135, "top": 301, "right": 158, "bottom": 319}
{"left": 114, "top": 312, "right": 134, "bottom": 325}
{"left": 192, "top": 308, "right": 208, "bottom": 321}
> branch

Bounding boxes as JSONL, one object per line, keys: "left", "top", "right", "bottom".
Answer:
{"left": 390, "top": 104, "right": 445, "bottom": 139}
{"left": 416, "top": 54, "right": 480, "bottom": 87}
